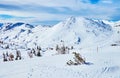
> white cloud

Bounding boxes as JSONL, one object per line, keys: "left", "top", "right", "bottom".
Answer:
{"left": 100, "top": 0, "right": 113, "bottom": 4}
{"left": 0, "top": 0, "right": 120, "bottom": 25}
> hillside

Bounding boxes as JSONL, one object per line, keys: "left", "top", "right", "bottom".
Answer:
{"left": 0, "top": 17, "right": 113, "bottom": 49}
{"left": 0, "top": 16, "right": 120, "bottom": 78}
{"left": 0, "top": 46, "right": 120, "bottom": 78}
{"left": 37, "top": 17, "right": 113, "bottom": 47}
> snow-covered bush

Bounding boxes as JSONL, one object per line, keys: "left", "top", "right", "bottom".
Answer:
{"left": 67, "top": 52, "right": 85, "bottom": 65}
{"left": 56, "top": 44, "right": 69, "bottom": 54}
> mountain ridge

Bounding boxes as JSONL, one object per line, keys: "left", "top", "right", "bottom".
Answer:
{"left": 0, "top": 16, "right": 114, "bottom": 49}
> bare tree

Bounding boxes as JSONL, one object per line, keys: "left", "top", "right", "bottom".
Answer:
{"left": 3, "top": 53, "right": 8, "bottom": 62}
{"left": 36, "top": 46, "right": 41, "bottom": 57}
{"left": 15, "top": 50, "right": 21, "bottom": 60}
{"left": 66, "top": 52, "right": 86, "bottom": 65}
{"left": 9, "top": 53, "right": 14, "bottom": 61}
{"left": 73, "top": 52, "right": 85, "bottom": 64}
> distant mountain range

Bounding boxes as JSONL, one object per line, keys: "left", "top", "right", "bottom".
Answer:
{"left": 0, "top": 16, "right": 119, "bottom": 49}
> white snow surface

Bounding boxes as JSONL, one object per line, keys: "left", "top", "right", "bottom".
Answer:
{"left": 0, "top": 46, "right": 120, "bottom": 78}
{"left": 0, "top": 16, "right": 120, "bottom": 78}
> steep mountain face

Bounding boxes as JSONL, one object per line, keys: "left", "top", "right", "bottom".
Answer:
{"left": 110, "top": 21, "right": 120, "bottom": 45}
{"left": 0, "top": 22, "right": 51, "bottom": 49}
{"left": 0, "top": 22, "right": 34, "bottom": 42}
{"left": 0, "top": 17, "right": 113, "bottom": 49}
{"left": 37, "top": 17, "right": 113, "bottom": 47}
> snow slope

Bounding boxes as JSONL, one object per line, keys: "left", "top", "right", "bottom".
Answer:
{"left": 0, "top": 17, "right": 113, "bottom": 49}
{"left": 0, "top": 22, "right": 51, "bottom": 49}
{"left": 0, "top": 16, "right": 120, "bottom": 78}
{"left": 103, "top": 20, "right": 120, "bottom": 44}
{"left": 31, "top": 16, "right": 113, "bottom": 48}
{"left": 0, "top": 46, "right": 120, "bottom": 78}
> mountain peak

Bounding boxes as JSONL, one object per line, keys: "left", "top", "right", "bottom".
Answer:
{"left": 65, "top": 16, "right": 88, "bottom": 24}
{"left": 63, "top": 16, "right": 112, "bottom": 31}
{"left": 39, "top": 16, "right": 113, "bottom": 47}
{"left": 0, "top": 22, "right": 34, "bottom": 31}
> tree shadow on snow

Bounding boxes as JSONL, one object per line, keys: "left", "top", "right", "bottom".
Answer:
{"left": 84, "top": 62, "right": 93, "bottom": 65}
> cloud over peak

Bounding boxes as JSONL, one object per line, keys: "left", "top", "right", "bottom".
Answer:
{"left": 0, "top": 0, "right": 120, "bottom": 25}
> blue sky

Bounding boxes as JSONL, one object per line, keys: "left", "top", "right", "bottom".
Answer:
{"left": 0, "top": 0, "right": 120, "bottom": 25}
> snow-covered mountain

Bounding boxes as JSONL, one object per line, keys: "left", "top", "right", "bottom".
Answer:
{"left": 37, "top": 17, "right": 113, "bottom": 47}
{"left": 0, "top": 17, "right": 120, "bottom": 78}
{"left": 0, "top": 17, "right": 113, "bottom": 49}
{"left": 0, "top": 22, "right": 34, "bottom": 31}
{"left": 0, "top": 22, "right": 34, "bottom": 44}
